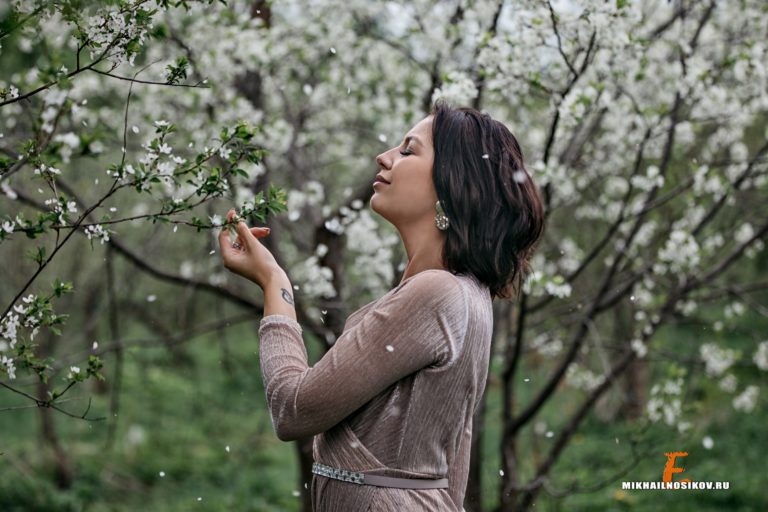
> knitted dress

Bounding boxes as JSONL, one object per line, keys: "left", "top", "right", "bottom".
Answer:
{"left": 258, "top": 269, "right": 494, "bottom": 511}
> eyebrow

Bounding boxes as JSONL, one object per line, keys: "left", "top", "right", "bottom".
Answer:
{"left": 403, "top": 135, "right": 423, "bottom": 147}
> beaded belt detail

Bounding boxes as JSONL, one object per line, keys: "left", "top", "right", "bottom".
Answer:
{"left": 311, "top": 462, "right": 449, "bottom": 489}
{"left": 312, "top": 462, "right": 365, "bottom": 484}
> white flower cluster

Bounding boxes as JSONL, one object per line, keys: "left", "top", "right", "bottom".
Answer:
{"left": 656, "top": 229, "right": 701, "bottom": 274}
{"left": 1, "top": 355, "right": 15, "bottom": 379}
{"left": 692, "top": 164, "right": 725, "bottom": 199}
{"left": 630, "top": 338, "right": 648, "bottom": 358}
{"left": 286, "top": 181, "right": 325, "bottom": 222}
{"left": 67, "top": 365, "right": 81, "bottom": 379}
{"left": 0, "top": 294, "right": 42, "bottom": 372}
{"left": 52, "top": 132, "right": 80, "bottom": 163}
{"left": 544, "top": 278, "right": 572, "bottom": 299}
{"left": 646, "top": 377, "right": 684, "bottom": 427}
{"left": 40, "top": 88, "right": 68, "bottom": 134}
{"left": 83, "top": 1, "right": 154, "bottom": 66}
{"left": 558, "top": 85, "right": 606, "bottom": 129}
{"left": 84, "top": 224, "right": 110, "bottom": 244}
{"left": 630, "top": 165, "right": 665, "bottom": 192}
{"left": 724, "top": 302, "right": 746, "bottom": 320}
{"left": 699, "top": 342, "right": 737, "bottom": 377}
{"left": 565, "top": 364, "right": 605, "bottom": 392}
{"left": 292, "top": 255, "right": 335, "bottom": 300}
{"left": 345, "top": 209, "right": 399, "bottom": 294}
{"left": 44, "top": 197, "right": 77, "bottom": 224}
{"left": 734, "top": 222, "right": 754, "bottom": 244}
{"left": 753, "top": 341, "right": 768, "bottom": 371}
{"left": 556, "top": 238, "right": 584, "bottom": 274}
{"left": 1, "top": 82, "right": 20, "bottom": 101}
{"left": 1, "top": 313, "right": 21, "bottom": 351}
{"left": 34, "top": 164, "right": 62, "bottom": 177}
{"left": 430, "top": 70, "right": 479, "bottom": 106}
{"left": 718, "top": 373, "right": 737, "bottom": 393}
{"left": 529, "top": 332, "right": 563, "bottom": 358}
{"left": 732, "top": 385, "right": 758, "bottom": 413}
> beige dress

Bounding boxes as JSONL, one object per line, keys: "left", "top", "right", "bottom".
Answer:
{"left": 258, "top": 269, "right": 494, "bottom": 511}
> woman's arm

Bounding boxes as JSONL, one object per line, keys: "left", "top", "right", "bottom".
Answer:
{"left": 263, "top": 270, "right": 297, "bottom": 321}
{"left": 258, "top": 270, "right": 469, "bottom": 442}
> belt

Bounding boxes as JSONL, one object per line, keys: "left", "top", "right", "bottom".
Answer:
{"left": 312, "top": 462, "right": 449, "bottom": 489}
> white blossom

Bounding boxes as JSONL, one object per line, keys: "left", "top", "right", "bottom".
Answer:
{"left": 753, "top": 341, "right": 768, "bottom": 371}
{"left": 647, "top": 377, "right": 684, "bottom": 426}
{"left": 732, "top": 385, "right": 758, "bottom": 413}
{"left": 1, "top": 355, "right": 16, "bottom": 379}
{"left": 631, "top": 338, "right": 647, "bottom": 358}
{"left": 699, "top": 343, "right": 737, "bottom": 377}
{"left": 734, "top": 223, "right": 754, "bottom": 244}
{"left": 718, "top": 374, "right": 737, "bottom": 393}
{"left": 84, "top": 224, "right": 110, "bottom": 244}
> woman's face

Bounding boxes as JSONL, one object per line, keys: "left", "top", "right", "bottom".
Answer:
{"left": 371, "top": 115, "right": 436, "bottom": 229}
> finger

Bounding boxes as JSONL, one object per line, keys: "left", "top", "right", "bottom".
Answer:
{"left": 217, "top": 226, "right": 228, "bottom": 246}
{"left": 234, "top": 218, "right": 256, "bottom": 248}
{"left": 250, "top": 226, "right": 271, "bottom": 237}
{"left": 217, "top": 228, "right": 232, "bottom": 260}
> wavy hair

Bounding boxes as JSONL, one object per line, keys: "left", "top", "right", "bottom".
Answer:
{"left": 430, "top": 99, "right": 546, "bottom": 300}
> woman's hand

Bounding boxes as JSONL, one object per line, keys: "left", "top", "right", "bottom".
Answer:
{"left": 218, "top": 208, "right": 283, "bottom": 288}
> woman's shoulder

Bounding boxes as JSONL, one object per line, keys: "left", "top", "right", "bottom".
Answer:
{"left": 393, "top": 269, "right": 470, "bottom": 315}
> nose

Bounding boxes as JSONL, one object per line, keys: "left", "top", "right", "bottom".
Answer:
{"left": 376, "top": 152, "right": 391, "bottom": 171}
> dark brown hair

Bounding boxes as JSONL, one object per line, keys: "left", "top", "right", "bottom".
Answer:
{"left": 430, "top": 99, "right": 546, "bottom": 300}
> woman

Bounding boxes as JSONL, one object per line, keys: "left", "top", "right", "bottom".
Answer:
{"left": 218, "top": 100, "right": 545, "bottom": 511}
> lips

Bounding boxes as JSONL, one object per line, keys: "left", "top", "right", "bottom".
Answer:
{"left": 375, "top": 174, "right": 391, "bottom": 184}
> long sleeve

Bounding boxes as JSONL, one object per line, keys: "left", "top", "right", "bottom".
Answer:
{"left": 258, "top": 270, "right": 468, "bottom": 442}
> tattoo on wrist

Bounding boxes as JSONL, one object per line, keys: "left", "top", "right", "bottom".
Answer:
{"left": 281, "top": 288, "right": 294, "bottom": 305}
